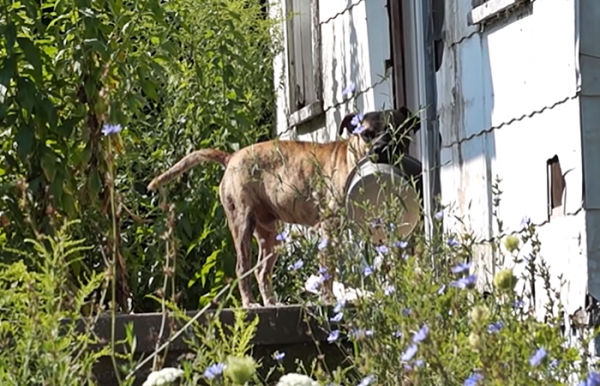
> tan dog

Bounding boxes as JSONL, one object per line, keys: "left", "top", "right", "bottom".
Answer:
{"left": 147, "top": 108, "right": 419, "bottom": 307}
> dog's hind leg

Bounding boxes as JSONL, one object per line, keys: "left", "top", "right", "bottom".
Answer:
{"left": 253, "top": 223, "right": 279, "bottom": 307}
{"left": 227, "top": 210, "right": 260, "bottom": 308}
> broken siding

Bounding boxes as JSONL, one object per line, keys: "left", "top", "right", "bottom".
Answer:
{"left": 438, "top": 0, "right": 586, "bottom": 316}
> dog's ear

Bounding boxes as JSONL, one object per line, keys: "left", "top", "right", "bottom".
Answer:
{"left": 339, "top": 113, "right": 356, "bottom": 136}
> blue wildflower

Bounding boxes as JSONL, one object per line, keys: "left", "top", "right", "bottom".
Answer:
{"left": 351, "top": 328, "right": 374, "bottom": 339}
{"left": 393, "top": 240, "right": 408, "bottom": 249}
{"left": 333, "top": 298, "right": 346, "bottom": 313}
{"left": 579, "top": 372, "right": 600, "bottom": 386}
{"left": 550, "top": 359, "right": 559, "bottom": 368}
{"left": 363, "top": 265, "right": 373, "bottom": 277}
{"left": 288, "top": 260, "right": 304, "bottom": 271}
{"left": 513, "top": 299, "right": 526, "bottom": 308}
{"left": 437, "top": 284, "right": 446, "bottom": 295}
{"left": 529, "top": 347, "right": 547, "bottom": 366}
{"left": 203, "top": 363, "right": 226, "bottom": 379}
{"left": 412, "top": 325, "right": 429, "bottom": 343}
{"left": 330, "top": 312, "right": 343, "bottom": 323}
{"left": 415, "top": 359, "right": 425, "bottom": 367}
{"left": 342, "top": 83, "right": 356, "bottom": 96}
{"left": 464, "top": 372, "right": 483, "bottom": 386}
{"left": 521, "top": 216, "right": 531, "bottom": 228}
{"left": 451, "top": 262, "right": 472, "bottom": 274}
{"left": 401, "top": 344, "right": 418, "bottom": 361}
{"left": 327, "top": 330, "right": 340, "bottom": 343}
{"left": 351, "top": 113, "right": 364, "bottom": 127}
{"left": 392, "top": 331, "right": 402, "bottom": 338}
{"left": 488, "top": 321, "right": 504, "bottom": 334}
{"left": 357, "top": 375, "right": 376, "bottom": 386}
{"left": 402, "top": 252, "right": 409, "bottom": 260}
{"left": 402, "top": 308, "right": 411, "bottom": 316}
{"left": 353, "top": 125, "right": 365, "bottom": 135}
{"left": 447, "top": 238, "right": 460, "bottom": 247}
{"left": 318, "top": 267, "right": 331, "bottom": 281}
{"left": 276, "top": 231, "right": 289, "bottom": 242}
{"left": 273, "top": 352, "right": 285, "bottom": 361}
{"left": 375, "top": 245, "right": 389, "bottom": 254}
{"left": 450, "top": 274, "right": 477, "bottom": 289}
{"left": 101, "top": 123, "right": 123, "bottom": 136}
{"left": 318, "top": 238, "right": 329, "bottom": 250}
{"left": 370, "top": 218, "right": 383, "bottom": 226}
{"left": 434, "top": 210, "right": 444, "bottom": 219}
{"left": 384, "top": 285, "right": 395, "bottom": 296}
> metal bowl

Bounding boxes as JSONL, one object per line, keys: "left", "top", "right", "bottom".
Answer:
{"left": 344, "top": 156, "right": 422, "bottom": 243}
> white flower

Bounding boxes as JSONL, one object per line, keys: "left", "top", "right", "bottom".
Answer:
{"left": 142, "top": 367, "right": 184, "bottom": 386}
{"left": 276, "top": 373, "right": 319, "bottom": 386}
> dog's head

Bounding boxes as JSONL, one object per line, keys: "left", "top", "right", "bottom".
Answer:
{"left": 339, "top": 107, "right": 420, "bottom": 164}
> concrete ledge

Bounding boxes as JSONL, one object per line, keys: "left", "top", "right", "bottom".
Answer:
{"left": 84, "top": 305, "right": 348, "bottom": 386}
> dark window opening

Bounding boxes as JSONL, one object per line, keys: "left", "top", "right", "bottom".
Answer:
{"left": 547, "top": 155, "right": 566, "bottom": 218}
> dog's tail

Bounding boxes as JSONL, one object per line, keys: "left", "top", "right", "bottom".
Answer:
{"left": 147, "top": 149, "right": 231, "bottom": 191}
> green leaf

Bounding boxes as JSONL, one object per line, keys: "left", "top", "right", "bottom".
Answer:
{"left": 185, "top": 226, "right": 214, "bottom": 256}
{"left": 88, "top": 171, "right": 102, "bottom": 198}
{"left": 0, "top": 56, "right": 16, "bottom": 87}
{"left": 15, "top": 125, "right": 35, "bottom": 161}
{"left": 4, "top": 24, "right": 16, "bottom": 54}
{"left": 41, "top": 148, "right": 57, "bottom": 181}
{"left": 188, "top": 249, "right": 220, "bottom": 288}
{"left": 17, "top": 37, "right": 43, "bottom": 78}
{"left": 41, "top": 98, "right": 58, "bottom": 129}
{"left": 16, "top": 78, "right": 36, "bottom": 113}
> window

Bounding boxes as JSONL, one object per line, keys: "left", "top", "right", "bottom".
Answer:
{"left": 468, "top": 0, "right": 532, "bottom": 26}
{"left": 547, "top": 155, "right": 566, "bottom": 219}
{"left": 285, "top": 0, "right": 323, "bottom": 127}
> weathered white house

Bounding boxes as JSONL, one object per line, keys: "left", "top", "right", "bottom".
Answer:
{"left": 269, "top": 0, "right": 600, "bottom": 346}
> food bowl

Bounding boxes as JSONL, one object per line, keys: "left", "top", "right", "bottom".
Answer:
{"left": 344, "top": 155, "right": 422, "bottom": 243}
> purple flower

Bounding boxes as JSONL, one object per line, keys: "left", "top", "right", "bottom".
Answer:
{"left": 513, "top": 299, "right": 526, "bottom": 309}
{"left": 318, "top": 238, "right": 329, "bottom": 250}
{"left": 579, "top": 372, "right": 600, "bottom": 386}
{"left": 401, "top": 344, "right": 418, "bottom": 361}
{"left": 327, "top": 330, "right": 340, "bottom": 343}
{"left": 342, "top": 83, "right": 356, "bottom": 96}
{"left": 353, "top": 125, "right": 366, "bottom": 135}
{"left": 550, "top": 359, "right": 559, "bottom": 368}
{"left": 392, "top": 331, "right": 403, "bottom": 338}
{"left": 450, "top": 275, "right": 477, "bottom": 289}
{"left": 414, "top": 359, "right": 425, "bottom": 367}
{"left": 447, "top": 238, "right": 460, "bottom": 247}
{"left": 357, "top": 375, "right": 376, "bottom": 386}
{"left": 402, "top": 308, "right": 411, "bottom": 316}
{"left": 276, "top": 231, "right": 289, "bottom": 242}
{"left": 412, "top": 325, "right": 429, "bottom": 343}
{"left": 273, "top": 352, "right": 285, "bottom": 361}
{"left": 363, "top": 265, "right": 373, "bottom": 277}
{"left": 451, "top": 262, "right": 472, "bottom": 274}
{"left": 488, "top": 321, "right": 504, "bottom": 333}
{"left": 393, "top": 240, "right": 408, "bottom": 249}
{"left": 434, "top": 210, "right": 444, "bottom": 219}
{"left": 375, "top": 245, "right": 389, "bottom": 254}
{"left": 384, "top": 285, "right": 395, "bottom": 296}
{"left": 529, "top": 347, "right": 547, "bottom": 366}
{"left": 333, "top": 298, "right": 346, "bottom": 313}
{"left": 203, "top": 363, "right": 226, "bottom": 379}
{"left": 288, "top": 260, "right": 304, "bottom": 270}
{"left": 318, "top": 267, "right": 331, "bottom": 281}
{"left": 437, "top": 284, "right": 446, "bottom": 295}
{"left": 464, "top": 372, "right": 483, "bottom": 386}
{"left": 402, "top": 252, "right": 409, "bottom": 260}
{"left": 330, "top": 312, "right": 343, "bottom": 323}
{"left": 370, "top": 218, "right": 383, "bottom": 226}
{"left": 521, "top": 216, "right": 531, "bottom": 228}
{"left": 101, "top": 123, "right": 123, "bottom": 136}
{"left": 351, "top": 113, "right": 364, "bottom": 127}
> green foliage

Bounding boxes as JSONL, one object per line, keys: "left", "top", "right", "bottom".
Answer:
{"left": 0, "top": 221, "right": 106, "bottom": 385}
{"left": 0, "top": 0, "right": 281, "bottom": 311}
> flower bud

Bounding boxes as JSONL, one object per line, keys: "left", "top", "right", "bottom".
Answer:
{"left": 504, "top": 235, "right": 520, "bottom": 253}
{"left": 470, "top": 305, "right": 490, "bottom": 324}
{"left": 224, "top": 355, "right": 257, "bottom": 385}
{"left": 469, "top": 331, "right": 482, "bottom": 351}
{"left": 494, "top": 268, "right": 518, "bottom": 292}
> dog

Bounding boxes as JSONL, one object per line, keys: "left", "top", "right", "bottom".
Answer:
{"left": 147, "top": 108, "right": 420, "bottom": 307}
